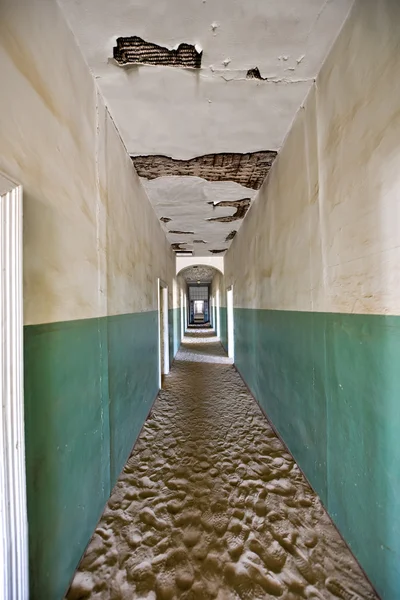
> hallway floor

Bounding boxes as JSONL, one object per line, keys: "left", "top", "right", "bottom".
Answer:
{"left": 66, "top": 330, "right": 377, "bottom": 600}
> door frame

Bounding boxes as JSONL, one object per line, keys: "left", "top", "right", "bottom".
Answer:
{"left": 157, "top": 279, "right": 169, "bottom": 388}
{"left": 227, "top": 286, "right": 234, "bottom": 360}
{"left": 0, "top": 173, "right": 28, "bottom": 599}
{"left": 215, "top": 289, "right": 221, "bottom": 338}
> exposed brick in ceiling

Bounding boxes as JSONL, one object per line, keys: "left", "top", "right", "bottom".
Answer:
{"left": 132, "top": 151, "right": 277, "bottom": 190}
{"left": 113, "top": 36, "right": 202, "bottom": 68}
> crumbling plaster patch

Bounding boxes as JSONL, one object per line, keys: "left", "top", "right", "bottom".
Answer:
{"left": 132, "top": 152, "right": 275, "bottom": 190}
{"left": 113, "top": 36, "right": 202, "bottom": 68}
{"left": 142, "top": 176, "right": 258, "bottom": 257}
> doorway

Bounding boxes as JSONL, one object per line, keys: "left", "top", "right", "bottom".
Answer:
{"left": 227, "top": 286, "right": 234, "bottom": 360}
{"left": 158, "top": 280, "right": 169, "bottom": 388}
{"left": 0, "top": 173, "right": 28, "bottom": 599}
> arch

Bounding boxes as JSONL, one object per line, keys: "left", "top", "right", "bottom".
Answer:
{"left": 176, "top": 255, "right": 224, "bottom": 276}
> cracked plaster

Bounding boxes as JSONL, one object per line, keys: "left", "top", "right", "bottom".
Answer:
{"left": 58, "top": 0, "right": 354, "bottom": 256}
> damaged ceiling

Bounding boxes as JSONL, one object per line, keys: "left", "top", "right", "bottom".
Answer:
{"left": 181, "top": 265, "right": 217, "bottom": 284}
{"left": 58, "top": 0, "right": 353, "bottom": 256}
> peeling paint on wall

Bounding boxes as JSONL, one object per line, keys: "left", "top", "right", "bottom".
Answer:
{"left": 132, "top": 152, "right": 277, "bottom": 190}
{"left": 113, "top": 36, "right": 202, "bottom": 68}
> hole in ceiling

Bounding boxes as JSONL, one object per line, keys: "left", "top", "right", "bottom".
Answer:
{"left": 169, "top": 230, "right": 194, "bottom": 235}
{"left": 160, "top": 217, "right": 171, "bottom": 223}
{"left": 113, "top": 36, "right": 202, "bottom": 68}
{"left": 207, "top": 198, "right": 251, "bottom": 222}
{"left": 209, "top": 249, "right": 227, "bottom": 254}
{"left": 225, "top": 230, "right": 237, "bottom": 241}
{"left": 246, "top": 67, "right": 268, "bottom": 81}
{"left": 132, "top": 151, "right": 277, "bottom": 190}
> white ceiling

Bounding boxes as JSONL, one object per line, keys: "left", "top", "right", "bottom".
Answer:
{"left": 58, "top": 0, "right": 353, "bottom": 256}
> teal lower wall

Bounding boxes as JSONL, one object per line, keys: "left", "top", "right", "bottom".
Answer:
{"left": 234, "top": 308, "right": 400, "bottom": 600}
{"left": 219, "top": 306, "right": 228, "bottom": 351}
{"left": 168, "top": 307, "right": 181, "bottom": 365}
{"left": 107, "top": 312, "right": 159, "bottom": 483}
{"left": 24, "top": 310, "right": 159, "bottom": 600}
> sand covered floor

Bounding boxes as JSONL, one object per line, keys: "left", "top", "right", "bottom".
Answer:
{"left": 66, "top": 330, "right": 377, "bottom": 600}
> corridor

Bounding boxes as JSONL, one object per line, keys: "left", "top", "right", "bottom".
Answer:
{"left": 66, "top": 330, "right": 376, "bottom": 600}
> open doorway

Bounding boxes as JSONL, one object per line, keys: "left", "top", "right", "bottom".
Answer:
{"left": 158, "top": 280, "right": 169, "bottom": 388}
{"left": 0, "top": 174, "right": 28, "bottom": 599}
{"left": 227, "top": 286, "right": 234, "bottom": 360}
{"left": 188, "top": 285, "right": 209, "bottom": 326}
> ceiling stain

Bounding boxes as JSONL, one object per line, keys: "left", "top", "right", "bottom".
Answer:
{"left": 160, "top": 217, "right": 171, "bottom": 223}
{"left": 209, "top": 249, "right": 227, "bottom": 254}
{"left": 113, "top": 36, "right": 202, "bottom": 68}
{"left": 132, "top": 151, "right": 277, "bottom": 190}
{"left": 208, "top": 198, "right": 251, "bottom": 222}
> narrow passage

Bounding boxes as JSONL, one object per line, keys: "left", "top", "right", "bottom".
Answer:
{"left": 67, "top": 330, "right": 377, "bottom": 600}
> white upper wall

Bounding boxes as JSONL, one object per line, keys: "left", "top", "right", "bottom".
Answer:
{"left": 0, "top": 0, "right": 177, "bottom": 325}
{"left": 225, "top": 0, "right": 400, "bottom": 316}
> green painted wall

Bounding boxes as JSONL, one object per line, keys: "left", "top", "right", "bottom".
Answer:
{"left": 107, "top": 312, "right": 159, "bottom": 483}
{"left": 24, "top": 310, "right": 159, "bottom": 600}
{"left": 234, "top": 308, "right": 400, "bottom": 599}
{"left": 168, "top": 308, "right": 181, "bottom": 366}
{"left": 219, "top": 306, "right": 228, "bottom": 352}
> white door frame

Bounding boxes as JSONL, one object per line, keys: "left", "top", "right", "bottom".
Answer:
{"left": 215, "top": 289, "right": 221, "bottom": 338}
{"left": 180, "top": 289, "right": 185, "bottom": 341}
{"left": 157, "top": 279, "right": 169, "bottom": 388}
{"left": 0, "top": 173, "right": 28, "bottom": 600}
{"left": 227, "top": 286, "right": 234, "bottom": 360}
